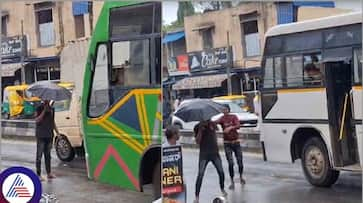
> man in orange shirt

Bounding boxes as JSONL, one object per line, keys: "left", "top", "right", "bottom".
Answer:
{"left": 216, "top": 104, "right": 246, "bottom": 190}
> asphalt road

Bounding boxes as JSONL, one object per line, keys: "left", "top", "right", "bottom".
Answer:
{"left": 1, "top": 139, "right": 154, "bottom": 203}
{"left": 182, "top": 148, "right": 362, "bottom": 203}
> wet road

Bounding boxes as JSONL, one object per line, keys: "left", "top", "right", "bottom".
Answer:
{"left": 1, "top": 139, "right": 154, "bottom": 203}
{"left": 182, "top": 148, "right": 361, "bottom": 203}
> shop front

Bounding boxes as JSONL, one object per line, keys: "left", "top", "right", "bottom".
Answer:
{"left": 24, "top": 56, "right": 60, "bottom": 84}
{"left": 1, "top": 35, "right": 28, "bottom": 95}
{"left": 172, "top": 72, "right": 241, "bottom": 99}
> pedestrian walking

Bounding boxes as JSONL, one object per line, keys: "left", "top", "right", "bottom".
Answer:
{"left": 215, "top": 104, "right": 246, "bottom": 190}
{"left": 194, "top": 120, "right": 227, "bottom": 203}
{"left": 35, "top": 100, "right": 59, "bottom": 181}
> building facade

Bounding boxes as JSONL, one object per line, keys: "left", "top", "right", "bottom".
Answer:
{"left": 165, "top": 1, "right": 353, "bottom": 108}
{"left": 1, "top": 1, "right": 103, "bottom": 90}
{"left": 172, "top": 2, "right": 278, "bottom": 100}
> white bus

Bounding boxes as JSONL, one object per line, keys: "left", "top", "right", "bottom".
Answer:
{"left": 260, "top": 12, "right": 362, "bottom": 187}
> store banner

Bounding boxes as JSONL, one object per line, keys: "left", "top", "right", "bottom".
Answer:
{"left": 176, "top": 55, "right": 189, "bottom": 72}
{"left": 188, "top": 47, "right": 230, "bottom": 72}
{"left": 1, "top": 36, "right": 27, "bottom": 60}
{"left": 162, "top": 145, "right": 186, "bottom": 203}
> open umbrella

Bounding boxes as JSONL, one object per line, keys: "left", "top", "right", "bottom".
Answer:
{"left": 27, "top": 81, "right": 71, "bottom": 101}
{"left": 174, "top": 99, "right": 226, "bottom": 122}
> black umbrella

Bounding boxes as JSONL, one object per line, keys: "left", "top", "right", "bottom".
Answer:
{"left": 174, "top": 99, "right": 226, "bottom": 122}
{"left": 27, "top": 81, "right": 71, "bottom": 101}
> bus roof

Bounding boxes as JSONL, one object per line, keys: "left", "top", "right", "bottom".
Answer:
{"left": 265, "top": 12, "right": 361, "bottom": 38}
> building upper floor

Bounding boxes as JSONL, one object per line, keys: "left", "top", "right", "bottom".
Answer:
{"left": 1, "top": 1, "right": 103, "bottom": 58}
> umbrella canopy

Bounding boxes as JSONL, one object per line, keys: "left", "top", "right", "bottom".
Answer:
{"left": 174, "top": 99, "right": 226, "bottom": 122}
{"left": 27, "top": 81, "right": 72, "bottom": 101}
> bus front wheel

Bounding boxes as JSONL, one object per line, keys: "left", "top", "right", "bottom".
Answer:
{"left": 301, "top": 137, "right": 339, "bottom": 187}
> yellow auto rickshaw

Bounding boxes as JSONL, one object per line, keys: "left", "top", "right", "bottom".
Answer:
{"left": 2, "top": 85, "right": 41, "bottom": 119}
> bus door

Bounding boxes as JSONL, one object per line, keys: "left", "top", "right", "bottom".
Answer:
{"left": 325, "top": 61, "right": 358, "bottom": 167}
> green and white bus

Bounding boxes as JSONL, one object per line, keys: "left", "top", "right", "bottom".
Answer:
{"left": 260, "top": 12, "right": 362, "bottom": 187}
{"left": 81, "top": 2, "right": 162, "bottom": 199}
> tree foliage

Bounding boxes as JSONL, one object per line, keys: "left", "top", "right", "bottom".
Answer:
{"left": 195, "top": 1, "right": 232, "bottom": 12}
{"left": 163, "top": 2, "right": 195, "bottom": 32}
{"left": 177, "top": 2, "right": 195, "bottom": 24}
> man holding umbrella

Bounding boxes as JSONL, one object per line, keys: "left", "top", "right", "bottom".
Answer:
{"left": 173, "top": 99, "right": 227, "bottom": 203}
{"left": 194, "top": 119, "right": 227, "bottom": 203}
{"left": 35, "top": 100, "right": 59, "bottom": 180}
{"left": 27, "top": 81, "right": 71, "bottom": 181}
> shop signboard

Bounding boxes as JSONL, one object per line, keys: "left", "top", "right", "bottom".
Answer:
{"left": 1, "top": 36, "right": 27, "bottom": 60}
{"left": 188, "top": 47, "right": 231, "bottom": 72}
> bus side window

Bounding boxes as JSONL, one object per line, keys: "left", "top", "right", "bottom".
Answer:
{"left": 88, "top": 44, "right": 110, "bottom": 118}
{"left": 274, "top": 57, "right": 284, "bottom": 88}
{"left": 303, "top": 53, "right": 322, "bottom": 86}
{"left": 353, "top": 48, "right": 362, "bottom": 84}
{"left": 286, "top": 55, "right": 303, "bottom": 87}
{"left": 263, "top": 57, "right": 274, "bottom": 88}
{"left": 111, "top": 40, "right": 150, "bottom": 102}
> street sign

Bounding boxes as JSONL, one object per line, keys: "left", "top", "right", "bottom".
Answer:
{"left": 162, "top": 145, "right": 186, "bottom": 203}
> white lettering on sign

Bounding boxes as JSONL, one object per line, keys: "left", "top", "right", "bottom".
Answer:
{"left": 1, "top": 37, "right": 24, "bottom": 58}
{"left": 200, "top": 48, "right": 229, "bottom": 69}
{"left": 162, "top": 152, "right": 181, "bottom": 163}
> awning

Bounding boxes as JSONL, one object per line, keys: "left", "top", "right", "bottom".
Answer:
{"left": 1, "top": 62, "right": 28, "bottom": 77}
{"left": 192, "top": 23, "right": 215, "bottom": 31}
{"left": 25, "top": 56, "right": 59, "bottom": 62}
{"left": 173, "top": 74, "right": 230, "bottom": 90}
{"left": 72, "top": 2, "right": 89, "bottom": 16}
{"left": 163, "top": 31, "right": 185, "bottom": 44}
{"left": 293, "top": 1, "right": 334, "bottom": 8}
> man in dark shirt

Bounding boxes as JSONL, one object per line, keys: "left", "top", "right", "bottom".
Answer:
{"left": 216, "top": 104, "right": 245, "bottom": 190}
{"left": 193, "top": 120, "right": 226, "bottom": 203}
{"left": 35, "top": 100, "right": 59, "bottom": 181}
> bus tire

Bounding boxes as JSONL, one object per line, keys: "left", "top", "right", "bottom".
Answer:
{"left": 55, "top": 135, "right": 75, "bottom": 162}
{"left": 301, "top": 137, "right": 339, "bottom": 187}
{"left": 152, "top": 161, "right": 161, "bottom": 200}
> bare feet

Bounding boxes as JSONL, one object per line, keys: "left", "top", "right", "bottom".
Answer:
{"left": 221, "top": 189, "right": 228, "bottom": 197}
{"left": 240, "top": 176, "right": 246, "bottom": 185}
{"left": 47, "top": 173, "right": 56, "bottom": 179}
{"left": 228, "top": 182, "right": 235, "bottom": 190}
{"left": 38, "top": 175, "right": 45, "bottom": 182}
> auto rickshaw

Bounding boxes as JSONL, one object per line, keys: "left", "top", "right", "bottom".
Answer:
{"left": 212, "top": 95, "right": 250, "bottom": 112}
{"left": 2, "top": 85, "right": 41, "bottom": 119}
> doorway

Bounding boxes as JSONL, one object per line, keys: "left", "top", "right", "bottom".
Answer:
{"left": 325, "top": 61, "right": 358, "bottom": 167}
